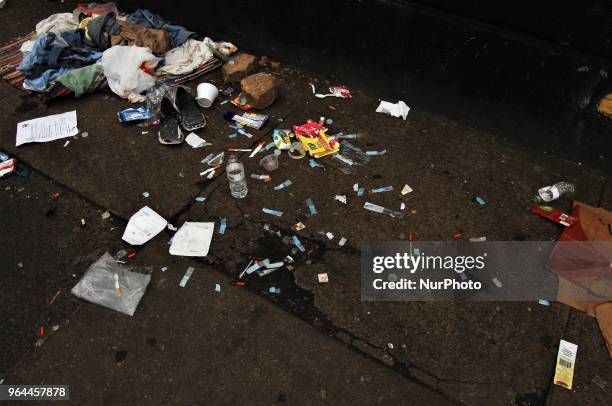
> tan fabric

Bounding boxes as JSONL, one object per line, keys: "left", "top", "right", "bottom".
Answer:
{"left": 111, "top": 20, "right": 169, "bottom": 55}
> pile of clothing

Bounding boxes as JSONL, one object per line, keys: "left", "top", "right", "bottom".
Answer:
{"left": 16, "top": 2, "right": 236, "bottom": 101}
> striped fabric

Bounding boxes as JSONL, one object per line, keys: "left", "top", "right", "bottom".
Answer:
{"left": 0, "top": 32, "right": 222, "bottom": 101}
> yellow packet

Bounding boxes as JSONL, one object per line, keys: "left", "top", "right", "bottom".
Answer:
{"left": 297, "top": 131, "right": 339, "bottom": 158}
{"left": 553, "top": 340, "right": 578, "bottom": 390}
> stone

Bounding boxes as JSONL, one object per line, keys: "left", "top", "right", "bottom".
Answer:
{"left": 240, "top": 73, "right": 280, "bottom": 110}
{"left": 222, "top": 53, "right": 256, "bottom": 83}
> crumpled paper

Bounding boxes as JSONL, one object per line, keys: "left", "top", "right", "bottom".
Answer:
{"left": 375, "top": 100, "right": 410, "bottom": 120}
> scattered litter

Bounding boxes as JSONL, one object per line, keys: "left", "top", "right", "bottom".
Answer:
{"left": 201, "top": 153, "right": 214, "bottom": 164}
{"left": 292, "top": 235, "right": 306, "bottom": 252}
{"left": 288, "top": 141, "right": 306, "bottom": 159}
{"left": 365, "top": 150, "right": 386, "bottom": 156}
{"left": 249, "top": 141, "right": 265, "bottom": 158}
{"left": 375, "top": 101, "right": 410, "bottom": 120}
{"left": 0, "top": 152, "right": 16, "bottom": 178}
{"left": 160, "top": 266, "right": 168, "bottom": 272}
{"left": 101, "top": 211, "right": 111, "bottom": 220}
{"left": 251, "top": 174, "right": 271, "bottom": 181}
{"left": 306, "top": 198, "right": 317, "bottom": 215}
{"left": 195, "top": 196, "right": 206, "bottom": 202}
{"left": 531, "top": 205, "right": 576, "bottom": 227}
{"left": 363, "top": 202, "right": 404, "bottom": 218}
{"left": 492, "top": 277, "right": 503, "bottom": 288}
{"left": 372, "top": 186, "right": 393, "bottom": 193}
{"left": 238, "top": 128, "right": 253, "bottom": 138}
{"left": 554, "top": 340, "right": 578, "bottom": 389}
{"left": 224, "top": 111, "right": 268, "bottom": 129}
{"left": 401, "top": 184, "right": 413, "bottom": 195}
{"left": 318, "top": 273, "right": 329, "bottom": 283}
{"left": 118, "top": 106, "right": 153, "bottom": 123}
{"left": 338, "top": 237, "right": 347, "bottom": 247}
{"left": 268, "top": 286, "right": 280, "bottom": 294}
{"left": 200, "top": 167, "right": 218, "bottom": 176}
{"left": 167, "top": 223, "right": 178, "bottom": 231}
{"left": 50, "top": 191, "right": 61, "bottom": 200}
{"left": 260, "top": 150, "right": 281, "bottom": 172}
{"left": 353, "top": 183, "right": 359, "bottom": 191}
{"left": 122, "top": 206, "right": 167, "bottom": 245}
{"left": 228, "top": 132, "right": 237, "bottom": 139}
{"left": 208, "top": 152, "right": 225, "bottom": 166}
{"left": 294, "top": 222, "right": 306, "bottom": 231}
{"left": 274, "top": 180, "right": 293, "bottom": 190}
{"left": 219, "top": 218, "right": 227, "bottom": 234}
{"left": 228, "top": 148, "right": 252, "bottom": 152}
{"left": 310, "top": 83, "right": 352, "bottom": 99}
{"left": 309, "top": 159, "right": 325, "bottom": 170}
{"left": 16, "top": 111, "right": 78, "bottom": 146}
{"left": 400, "top": 203, "right": 406, "bottom": 210}
{"left": 534, "top": 182, "right": 575, "bottom": 203}
{"left": 213, "top": 283, "right": 221, "bottom": 292}
{"left": 538, "top": 299, "right": 550, "bottom": 306}
{"left": 170, "top": 222, "right": 214, "bottom": 257}
{"left": 474, "top": 196, "right": 487, "bottom": 205}
{"left": 262, "top": 208, "right": 284, "bottom": 217}
{"left": 179, "top": 267, "right": 195, "bottom": 287}
{"left": 334, "top": 195, "right": 347, "bottom": 204}
{"left": 185, "top": 132, "right": 210, "bottom": 148}
{"left": 142, "top": 191, "right": 150, "bottom": 198}
{"left": 326, "top": 232, "right": 334, "bottom": 240}
{"left": 469, "top": 236, "right": 487, "bottom": 242}
{"left": 357, "top": 187, "right": 365, "bottom": 197}
{"left": 71, "top": 252, "right": 151, "bottom": 316}
{"left": 63, "top": 140, "right": 70, "bottom": 148}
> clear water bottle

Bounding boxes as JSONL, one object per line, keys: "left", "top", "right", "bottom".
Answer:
{"left": 534, "top": 182, "right": 575, "bottom": 202}
{"left": 226, "top": 155, "right": 248, "bottom": 199}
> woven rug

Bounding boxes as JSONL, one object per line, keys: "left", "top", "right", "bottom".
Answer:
{"left": 0, "top": 32, "right": 222, "bottom": 101}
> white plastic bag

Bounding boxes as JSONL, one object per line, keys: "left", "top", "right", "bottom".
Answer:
{"left": 101, "top": 46, "right": 161, "bottom": 100}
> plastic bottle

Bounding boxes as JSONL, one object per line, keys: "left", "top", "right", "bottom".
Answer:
{"left": 534, "top": 182, "right": 575, "bottom": 203}
{"left": 226, "top": 155, "right": 248, "bottom": 199}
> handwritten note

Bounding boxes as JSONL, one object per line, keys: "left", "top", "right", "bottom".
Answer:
{"left": 16, "top": 111, "right": 78, "bottom": 147}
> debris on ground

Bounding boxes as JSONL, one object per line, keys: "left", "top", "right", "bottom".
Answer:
{"left": 169, "top": 222, "right": 214, "bottom": 256}
{"left": 71, "top": 252, "right": 151, "bottom": 316}
{"left": 553, "top": 339, "right": 578, "bottom": 389}
{"left": 16, "top": 111, "right": 78, "bottom": 146}
{"left": 534, "top": 182, "right": 576, "bottom": 203}
{"left": 122, "top": 206, "right": 167, "bottom": 245}
{"left": 375, "top": 100, "right": 410, "bottom": 120}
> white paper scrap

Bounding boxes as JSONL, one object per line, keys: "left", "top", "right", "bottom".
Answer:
{"left": 169, "top": 222, "right": 214, "bottom": 257}
{"left": 185, "top": 132, "right": 208, "bottom": 148}
{"left": 122, "top": 206, "right": 167, "bottom": 245}
{"left": 401, "top": 184, "right": 413, "bottom": 195}
{"left": 375, "top": 101, "right": 410, "bottom": 120}
{"left": 16, "top": 111, "right": 79, "bottom": 146}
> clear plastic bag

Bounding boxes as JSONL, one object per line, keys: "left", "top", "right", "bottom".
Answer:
{"left": 71, "top": 252, "right": 151, "bottom": 316}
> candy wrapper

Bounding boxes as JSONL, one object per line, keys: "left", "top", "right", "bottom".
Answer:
{"left": 273, "top": 129, "right": 292, "bottom": 150}
{"left": 329, "top": 86, "right": 352, "bottom": 98}
{"left": 231, "top": 94, "right": 252, "bottom": 111}
{"left": 531, "top": 205, "right": 576, "bottom": 227}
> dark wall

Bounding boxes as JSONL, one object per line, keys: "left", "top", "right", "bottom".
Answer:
{"left": 119, "top": 0, "right": 612, "bottom": 170}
